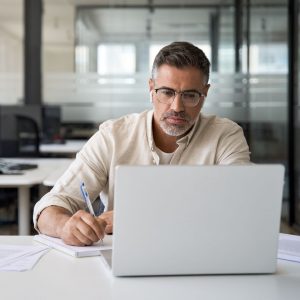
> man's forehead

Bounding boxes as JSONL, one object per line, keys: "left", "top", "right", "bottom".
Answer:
{"left": 153, "top": 65, "right": 206, "bottom": 84}
{"left": 154, "top": 64, "right": 204, "bottom": 78}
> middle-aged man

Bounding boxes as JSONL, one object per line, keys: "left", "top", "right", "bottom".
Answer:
{"left": 33, "top": 41, "right": 250, "bottom": 246}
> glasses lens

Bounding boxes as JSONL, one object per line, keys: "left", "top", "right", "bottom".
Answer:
{"left": 157, "top": 89, "right": 175, "bottom": 104}
{"left": 182, "top": 92, "right": 200, "bottom": 107}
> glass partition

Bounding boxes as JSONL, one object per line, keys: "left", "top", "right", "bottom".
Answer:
{"left": 44, "top": 3, "right": 235, "bottom": 124}
{"left": 0, "top": 0, "right": 23, "bottom": 105}
{"left": 245, "top": 4, "right": 288, "bottom": 166}
{"left": 245, "top": 3, "right": 289, "bottom": 220}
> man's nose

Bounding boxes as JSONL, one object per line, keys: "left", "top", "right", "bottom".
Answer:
{"left": 170, "top": 93, "right": 185, "bottom": 112}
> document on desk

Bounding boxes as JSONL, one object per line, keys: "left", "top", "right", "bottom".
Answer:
{"left": 278, "top": 233, "right": 300, "bottom": 263}
{"left": 0, "top": 245, "right": 49, "bottom": 272}
{"left": 34, "top": 234, "right": 112, "bottom": 257}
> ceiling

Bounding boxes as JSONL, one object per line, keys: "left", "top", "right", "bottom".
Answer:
{"left": 0, "top": 0, "right": 289, "bottom": 48}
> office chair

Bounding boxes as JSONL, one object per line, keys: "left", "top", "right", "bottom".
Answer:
{"left": 16, "top": 115, "right": 40, "bottom": 157}
{"left": 0, "top": 105, "right": 41, "bottom": 157}
{"left": 0, "top": 115, "right": 40, "bottom": 157}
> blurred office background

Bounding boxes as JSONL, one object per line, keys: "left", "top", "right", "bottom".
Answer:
{"left": 0, "top": 0, "right": 299, "bottom": 232}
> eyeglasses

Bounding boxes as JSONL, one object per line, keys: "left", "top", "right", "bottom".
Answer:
{"left": 154, "top": 88, "right": 204, "bottom": 107}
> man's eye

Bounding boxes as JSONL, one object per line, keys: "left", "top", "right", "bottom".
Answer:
{"left": 184, "top": 92, "right": 197, "bottom": 99}
{"left": 161, "top": 89, "right": 174, "bottom": 97}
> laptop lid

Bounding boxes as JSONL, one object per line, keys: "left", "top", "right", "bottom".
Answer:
{"left": 111, "top": 165, "right": 284, "bottom": 276}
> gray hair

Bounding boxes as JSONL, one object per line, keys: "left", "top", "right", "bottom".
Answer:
{"left": 151, "top": 41, "right": 210, "bottom": 83}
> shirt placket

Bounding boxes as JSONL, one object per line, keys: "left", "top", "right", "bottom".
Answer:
{"left": 170, "top": 142, "right": 187, "bottom": 165}
{"left": 150, "top": 144, "right": 160, "bottom": 165}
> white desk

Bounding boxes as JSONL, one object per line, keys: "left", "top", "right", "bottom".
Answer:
{"left": 0, "top": 158, "right": 72, "bottom": 235}
{"left": 0, "top": 236, "right": 300, "bottom": 300}
{"left": 42, "top": 162, "right": 73, "bottom": 187}
{"left": 40, "top": 140, "right": 86, "bottom": 155}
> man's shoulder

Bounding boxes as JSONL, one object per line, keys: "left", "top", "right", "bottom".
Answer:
{"left": 99, "top": 110, "right": 151, "bottom": 131}
{"left": 200, "top": 113, "right": 241, "bottom": 129}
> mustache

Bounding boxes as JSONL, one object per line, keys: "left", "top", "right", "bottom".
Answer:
{"left": 161, "top": 110, "right": 191, "bottom": 121}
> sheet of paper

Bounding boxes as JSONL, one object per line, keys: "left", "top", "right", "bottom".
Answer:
{"left": 0, "top": 245, "right": 49, "bottom": 272}
{"left": 277, "top": 233, "right": 300, "bottom": 263}
{"left": 34, "top": 234, "right": 112, "bottom": 257}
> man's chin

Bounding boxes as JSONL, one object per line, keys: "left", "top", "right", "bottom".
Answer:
{"left": 160, "top": 122, "right": 191, "bottom": 137}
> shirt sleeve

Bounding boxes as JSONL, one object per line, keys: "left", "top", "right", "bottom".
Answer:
{"left": 216, "top": 123, "right": 251, "bottom": 165}
{"left": 33, "top": 128, "right": 111, "bottom": 230}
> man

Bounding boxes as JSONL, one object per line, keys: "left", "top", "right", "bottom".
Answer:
{"left": 33, "top": 42, "right": 250, "bottom": 246}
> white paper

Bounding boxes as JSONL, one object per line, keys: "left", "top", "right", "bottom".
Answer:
{"left": 0, "top": 245, "right": 49, "bottom": 272}
{"left": 34, "top": 234, "right": 112, "bottom": 257}
{"left": 277, "top": 233, "right": 300, "bottom": 263}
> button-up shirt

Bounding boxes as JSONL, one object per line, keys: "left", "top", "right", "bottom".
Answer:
{"left": 33, "top": 109, "right": 250, "bottom": 229}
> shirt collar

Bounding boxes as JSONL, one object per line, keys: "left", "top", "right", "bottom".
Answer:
{"left": 176, "top": 112, "right": 202, "bottom": 145}
{"left": 146, "top": 110, "right": 155, "bottom": 151}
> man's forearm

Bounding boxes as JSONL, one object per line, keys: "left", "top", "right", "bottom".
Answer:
{"left": 37, "top": 206, "right": 72, "bottom": 238}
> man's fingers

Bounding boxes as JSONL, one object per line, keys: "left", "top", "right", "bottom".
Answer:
{"left": 61, "top": 210, "right": 106, "bottom": 246}
{"left": 105, "top": 225, "right": 113, "bottom": 234}
{"left": 81, "top": 213, "right": 106, "bottom": 240}
{"left": 98, "top": 210, "right": 114, "bottom": 234}
{"left": 61, "top": 231, "right": 86, "bottom": 246}
{"left": 72, "top": 227, "right": 94, "bottom": 245}
{"left": 76, "top": 219, "right": 99, "bottom": 243}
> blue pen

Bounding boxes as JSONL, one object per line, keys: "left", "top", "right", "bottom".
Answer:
{"left": 80, "top": 182, "right": 96, "bottom": 217}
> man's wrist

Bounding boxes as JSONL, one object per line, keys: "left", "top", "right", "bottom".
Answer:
{"left": 37, "top": 206, "right": 72, "bottom": 238}
{"left": 55, "top": 213, "right": 71, "bottom": 238}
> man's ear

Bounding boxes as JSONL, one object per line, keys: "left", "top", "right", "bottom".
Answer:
{"left": 149, "top": 79, "right": 155, "bottom": 103}
{"left": 203, "top": 83, "right": 210, "bottom": 97}
{"left": 198, "top": 83, "right": 210, "bottom": 110}
{"left": 149, "top": 78, "right": 154, "bottom": 90}
{"left": 149, "top": 91, "right": 153, "bottom": 103}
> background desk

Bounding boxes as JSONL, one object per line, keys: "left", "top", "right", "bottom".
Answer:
{"left": 0, "top": 158, "right": 72, "bottom": 235}
{"left": 40, "top": 140, "right": 86, "bottom": 156}
{"left": 1, "top": 236, "right": 300, "bottom": 300}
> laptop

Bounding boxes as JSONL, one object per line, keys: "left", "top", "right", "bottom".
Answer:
{"left": 100, "top": 165, "right": 285, "bottom": 276}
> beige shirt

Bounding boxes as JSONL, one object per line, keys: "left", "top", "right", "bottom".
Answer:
{"left": 33, "top": 109, "right": 250, "bottom": 229}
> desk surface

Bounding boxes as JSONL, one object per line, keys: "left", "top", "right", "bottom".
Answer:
{"left": 0, "top": 158, "right": 72, "bottom": 187}
{"left": 40, "top": 140, "right": 86, "bottom": 154}
{"left": 1, "top": 236, "right": 300, "bottom": 300}
{"left": 0, "top": 158, "right": 73, "bottom": 235}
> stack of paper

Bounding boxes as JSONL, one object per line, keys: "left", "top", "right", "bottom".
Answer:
{"left": 278, "top": 233, "right": 300, "bottom": 263}
{"left": 34, "top": 234, "right": 112, "bottom": 257}
{"left": 0, "top": 245, "right": 49, "bottom": 272}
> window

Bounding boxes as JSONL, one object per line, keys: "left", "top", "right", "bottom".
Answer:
{"left": 75, "top": 46, "right": 89, "bottom": 73}
{"left": 97, "top": 44, "right": 136, "bottom": 75}
{"left": 249, "top": 43, "right": 288, "bottom": 74}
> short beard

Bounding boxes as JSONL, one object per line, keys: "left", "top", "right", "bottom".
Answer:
{"left": 159, "top": 111, "right": 195, "bottom": 137}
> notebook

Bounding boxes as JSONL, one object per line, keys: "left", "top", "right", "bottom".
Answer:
{"left": 34, "top": 234, "right": 112, "bottom": 257}
{"left": 101, "top": 164, "right": 285, "bottom": 276}
{"left": 278, "top": 233, "right": 300, "bottom": 263}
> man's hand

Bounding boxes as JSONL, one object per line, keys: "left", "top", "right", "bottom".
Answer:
{"left": 60, "top": 210, "right": 107, "bottom": 246}
{"left": 99, "top": 210, "right": 114, "bottom": 234}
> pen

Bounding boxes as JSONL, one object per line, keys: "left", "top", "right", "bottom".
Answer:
{"left": 80, "top": 182, "right": 96, "bottom": 217}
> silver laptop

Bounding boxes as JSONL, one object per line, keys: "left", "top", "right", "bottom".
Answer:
{"left": 100, "top": 165, "right": 284, "bottom": 276}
